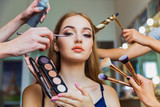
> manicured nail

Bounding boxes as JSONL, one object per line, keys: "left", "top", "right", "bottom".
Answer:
{"left": 52, "top": 97, "right": 56, "bottom": 101}
{"left": 127, "top": 77, "right": 130, "bottom": 80}
{"left": 75, "top": 82, "right": 79, "bottom": 87}
{"left": 58, "top": 94, "right": 62, "bottom": 97}
{"left": 39, "top": 7, "right": 44, "bottom": 10}
{"left": 40, "top": 19, "right": 44, "bottom": 23}
{"left": 47, "top": 11, "right": 49, "bottom": 14}
{"left": 35, "top": 56, "right": 38, "bottom": 60}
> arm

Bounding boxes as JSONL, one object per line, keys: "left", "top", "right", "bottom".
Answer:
{"left": 128, "top": 74, "right": 160, "bottom": 107}
{"left": 22, "top": 84, "right": 43, "bottom": 107}
{"left": 0, "top": 27, "right": 53, "bottom": 59}
{"left": 0, "top": 0, "right": 50, "bottom": 42}
{"left": 103, "top": 85, "right": 120, "bottom": 107}
{"left": 97, "top": 43, "right": 152, "bottom": 60}
{"left": 122, "top": 29, "right": 160, "bottom": 53}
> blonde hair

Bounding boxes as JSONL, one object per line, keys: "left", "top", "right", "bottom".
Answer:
{"left": 48, "top": 12, "right": 103, "bottom": 84}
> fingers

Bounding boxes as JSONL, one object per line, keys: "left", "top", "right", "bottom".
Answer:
{"left": 75, "top": 82, "right": 89, "bottom": 96}
{"left": 38, "top": 37, "right": 50, "bottom": 49}
{"left": 52, "top": 96, "right": 78, "bottom": 107}
{"left": 127, "top": 76, "right": 140, "bottom": 90}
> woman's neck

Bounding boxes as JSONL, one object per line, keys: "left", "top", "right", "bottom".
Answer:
{"left": 59, "top": 59, "right": 89, "bottom": 87}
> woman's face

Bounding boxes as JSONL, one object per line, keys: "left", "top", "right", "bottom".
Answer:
{"left": 55, "top": 15, "right": 93, "bottom": 62}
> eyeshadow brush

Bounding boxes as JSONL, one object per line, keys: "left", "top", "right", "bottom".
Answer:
{"left": 17, "top": 32, "right": 66, "bottom": 37}
{"left": 98, "top": 73, "right": 131, "bottom": 87}
{"left": 119, "top": 55, "right": 140, "bottom": 85}
{"left": 100, "top": 57, "right": 128, "bottom": 78}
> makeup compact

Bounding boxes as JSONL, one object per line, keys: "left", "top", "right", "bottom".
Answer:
{"left": 29, "top": 55, "right": 68, "bottom": 98}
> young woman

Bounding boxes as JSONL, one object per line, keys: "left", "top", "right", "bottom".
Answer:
{"left": 23, "top": 12, "right": 120, "bottom": 107}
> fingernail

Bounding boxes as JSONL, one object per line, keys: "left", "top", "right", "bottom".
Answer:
{"left": 58, "top": 94, "right": 62, "bottom": 97}
{"left": 47, "top": 11, "right": 49, "bottom": 14}
{"left": 35, "top": 56, "right": 38, "bottom": 60}
{"left": 52, "top": 97, "right": 56, "bottom": 101}
{"left": 127, "top": 77, "right": 130, "bottom": 80}
{"left": 75, "top": 82, "right": 79, "bottom": 87}
{"left": 39, "top": 7, "right": 44, "bottom": 10}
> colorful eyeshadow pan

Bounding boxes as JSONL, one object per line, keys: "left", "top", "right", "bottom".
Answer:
{"left": 38, "top": 56, "right": 68, "bottom": 94}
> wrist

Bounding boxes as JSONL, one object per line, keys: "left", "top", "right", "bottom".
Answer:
{"left": 142, "top": 35, "right": 152, "bottom": 46}
{"left": 15, "top": 12, "right": 27, "bottom": 25}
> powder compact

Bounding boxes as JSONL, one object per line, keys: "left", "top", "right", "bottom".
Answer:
{"left": 29, "top": 55, "right": 68, "bottom": 98}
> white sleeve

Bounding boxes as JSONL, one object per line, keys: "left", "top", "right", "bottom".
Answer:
{"left": 148, "top": 27, "right": 160, "bottom": 40}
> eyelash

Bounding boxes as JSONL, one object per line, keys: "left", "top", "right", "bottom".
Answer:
{"left": 63, "top": 32, "right": 92, "bottom": 38}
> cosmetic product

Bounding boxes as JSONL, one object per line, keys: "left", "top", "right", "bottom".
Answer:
{"left": 100, "top": 57, "right": 128, "bottom": 78}
{"left": 98, "top": 73, "right": 131, "bottom": 87}
{"left": 29, "top": 57, "right": 53, "bottom": 98}
{"left": 16, "top": 32, "right": 66, "bottom": 37}
{"left": 95, "top": 13, "right": 119, "bottom": 32}
{"left": 27, "top": 0, "right": 48, "bottom": 27}
{"left": 38, "top": 56, "right": 68, "bottom": 94}
{"left": 119, "top": 55, "right": 140, "bottom": 85}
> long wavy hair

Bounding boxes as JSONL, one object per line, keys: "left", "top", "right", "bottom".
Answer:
{"left": 48, "top": 12, "right": 103, "bottom": 84}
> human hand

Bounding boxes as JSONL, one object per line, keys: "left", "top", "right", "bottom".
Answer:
{"left": 20, "top": 0, "right": 50, "bottom": 23}
{"left": 8, "top": 27, "right": 53, "bottom": 56}
{"left": 127, "top": 74, "right": 160, "bottom": 107}
{"left": 51, "top": 82, "right": 95, "bottom": 107}
{"left": 122, "top": 29, "right": 148, "bottom": 45}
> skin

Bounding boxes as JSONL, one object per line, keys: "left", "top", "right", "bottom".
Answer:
{"left": 22, "top": 15, "right": 120, "bottom": 107}
{"left": 128, "top": 75, "right": 160, "bottom": 107}
{"left": 0, "top": 0, "right": 52, "bottom": 58}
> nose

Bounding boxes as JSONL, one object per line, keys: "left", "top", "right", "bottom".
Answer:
{"left": 74, "top": 34, "right": 82, "bottom": 44}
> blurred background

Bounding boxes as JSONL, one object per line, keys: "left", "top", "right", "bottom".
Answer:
{"left": 0, "top": 0, "right": 159, "bottom": 107}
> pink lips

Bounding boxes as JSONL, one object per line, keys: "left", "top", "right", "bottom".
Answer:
{"left": 72, "top": 46, "right": 84, "bottom": 52}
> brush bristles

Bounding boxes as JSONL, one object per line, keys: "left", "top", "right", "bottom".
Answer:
{"left": 119, "top": 55, "right": 128, "bottom": 64}
{"left": 100, "top": 57, "right": 112, "bottom": 69}
{"left": 98, "top": 73, "right": 108, "bottom": 80}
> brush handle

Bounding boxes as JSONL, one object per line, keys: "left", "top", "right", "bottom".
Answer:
{"left": 108, "top": 76, "right": 131, "bottom": 87}
{"left": 125, "top": 62, "right": 140, "bottom": 85}
{"left": 110, "top": 64, "right": 128, "bottom": 78}
{"left": 113, "top": 15, "right": 124, "bottom": 30}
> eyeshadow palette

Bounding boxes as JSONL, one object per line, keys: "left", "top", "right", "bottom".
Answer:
{"left": 29, "top": 57, "right": 53, "bottom": 98}
{"left": 37, "top": 56, "right": 68, "bottom": 94}
{"left": 29, "top": 55, "right": 68, "bottom": 98}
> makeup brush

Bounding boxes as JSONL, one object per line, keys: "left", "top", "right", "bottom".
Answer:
{"left": 100, "top": 57, "right": 128, "bottom": 78}
{"left": 95, "top": 13, "right": 119, "bottom": 32}
{"left": 119, "top": 55, "right": 140, "bottom": 85}
{"left": 112, "top": 14, "right": 124, "bottom": 30}
{"left": 17, "top": 32, "right": 66, "bottom": 37}
{"left": 98, "top": 73, "right": 131, "bottom": 87}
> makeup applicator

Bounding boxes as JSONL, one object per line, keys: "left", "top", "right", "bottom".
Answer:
{"left": 100, "top": 57, "right": 128, "bottom": 78}
{"left": 119, "top": 55, "right": 140, "bottom": 85}
{"left": 98, "top": 73, "right": 131, "bottom": 87}
{"left": 95, "top": 13, "right": 119, "bottom": 32}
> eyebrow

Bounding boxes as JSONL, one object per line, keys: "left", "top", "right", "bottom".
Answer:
{"left": 63, "top": 26, "right": 92, "bottom": 31}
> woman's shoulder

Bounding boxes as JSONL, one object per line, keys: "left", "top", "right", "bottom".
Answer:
{"left": 23, "top": 83, "right": 42, "bottom": 95}
{"left": 103, "top": 84, "right": 117, "bottom": 96}
{"left": 22, "top": 84, "right": 43, "bottom": 106}
{"left": 102, "top": 84, "right": 120, "bottom": 107}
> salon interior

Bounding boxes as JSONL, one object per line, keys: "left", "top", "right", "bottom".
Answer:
{"left": 0, "top": 0, "right": 159, "bottom": 107}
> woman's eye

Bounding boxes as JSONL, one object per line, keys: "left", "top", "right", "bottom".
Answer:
{"left": 64, "top": 33, "right": 73, "bottom": 36}
{"left": 83, "top": 34, "right": 92, "bottom": 38}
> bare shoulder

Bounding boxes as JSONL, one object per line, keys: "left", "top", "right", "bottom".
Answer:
{"left": 22, "top": 84, "right": 42, "bottom": 107}
{"left": 103, "top": 84, "right": 120, "bottom": 107}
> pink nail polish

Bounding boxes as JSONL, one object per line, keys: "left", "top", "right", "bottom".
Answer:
{"left": 52, "top": 97, "right": 56, "bottom": 101}
{"left": 75, "top": 82, "right": 79, "bottom": 87}
{"left": 58, "top": 94, "right": 62, "bottom": 97}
